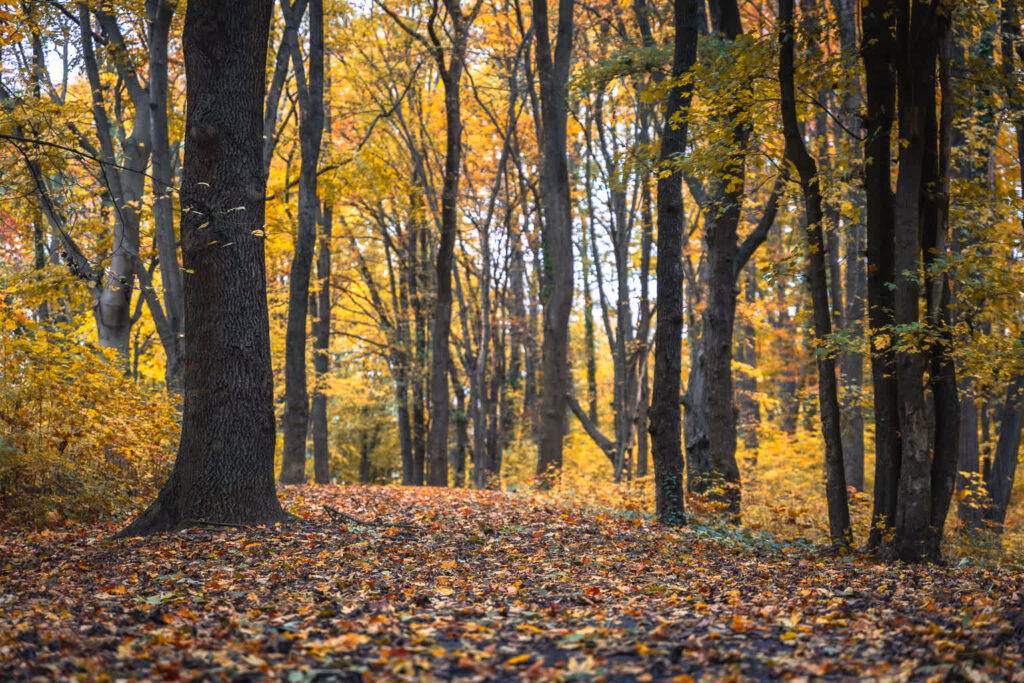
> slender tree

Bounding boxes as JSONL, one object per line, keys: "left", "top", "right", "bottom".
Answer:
{"left": 650, "top": 0, "right": 699, "bottom": 525}
{"left": 280, "top": 0, "right": 326, "bottom": 484}
{"left": 533, "top": 0, "right": 575, "bottom": 481}
{"left": 779, "top": 0, "right": 851, "bottom": 548}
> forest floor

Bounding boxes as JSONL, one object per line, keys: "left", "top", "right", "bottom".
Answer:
{"left": 2, "top": 485, "right": 1023, "bottom": 682}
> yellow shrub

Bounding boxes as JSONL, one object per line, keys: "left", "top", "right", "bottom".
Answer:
{"left": 0, "top": 283, "right": 178, "bottom": 525}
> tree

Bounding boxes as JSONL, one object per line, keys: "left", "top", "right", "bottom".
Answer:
{"left": 119, "top": 0, "right": 288, "bottom": 536}
{"left": 860, "top": 0, "right": 959, "bottom": 562}
{"left": 778, "top": 0, "right": 851, "bottom": 548}
{"left": 533, "top": 0, "right": 574, "bottom": 480}
{"left": 280, "top": 0, "right": 326, "bottom": 485}
{"left": 649, "top": 0, "right": 699, "bottom": 526}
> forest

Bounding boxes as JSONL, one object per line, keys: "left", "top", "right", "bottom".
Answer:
{"left": 1, "top": 0, "right": 1024, "bottom": 679}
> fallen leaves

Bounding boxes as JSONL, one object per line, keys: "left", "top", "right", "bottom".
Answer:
{"left": 1, "top": 484, "right": 1022, "bottom": 681}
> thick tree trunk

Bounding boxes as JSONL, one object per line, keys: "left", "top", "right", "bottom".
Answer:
{"left": 119, "top": 0, "right": 288, "bottom": 536}
{"left": 533, "top": 0, "right": 574, "bottom": 481}
{"left": 280, "top": 0, "right": 325, "bottom": 485}
{"left": 650, "top": 0, "right": 699, "bottom": 526}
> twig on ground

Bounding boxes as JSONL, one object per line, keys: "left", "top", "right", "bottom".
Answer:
{"left": 322, "top": 505, "right": 421, "bottom": 530}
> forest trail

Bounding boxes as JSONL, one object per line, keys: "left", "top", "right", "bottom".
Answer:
{"left": 2, "top": 486, "right": 1022, "bottom": 681}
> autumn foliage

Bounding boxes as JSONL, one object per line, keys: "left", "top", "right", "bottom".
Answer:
{"left": 2, "top": 486, "right": 1023, "bottom": 680}
{"left": 0, "top": 268, "right": 177, "bottom": 524}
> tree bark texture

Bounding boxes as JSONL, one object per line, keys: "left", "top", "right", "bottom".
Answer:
{"left": 119, "top": 0, "right": 288, "bottom": 536}
{"left": 686, "top": 0, "right": 746, "bottom": 518}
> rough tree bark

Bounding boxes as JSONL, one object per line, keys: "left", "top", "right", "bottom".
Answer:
{"left": 118, "top": 0, "right": 288, "bottom": 536}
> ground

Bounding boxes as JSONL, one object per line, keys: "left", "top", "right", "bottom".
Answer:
{"left": 2, "top": 485, "right": 1023, "bottom": 681}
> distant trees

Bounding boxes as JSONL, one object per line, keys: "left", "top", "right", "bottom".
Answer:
{"left": 4, "top": 0, "right": 1024, "bottom": 559}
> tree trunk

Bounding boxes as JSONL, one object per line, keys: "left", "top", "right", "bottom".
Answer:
{"left": 146, "top": 0, "right": 184, "bottom": 391}
{"left": 311, "top": 201, "right": 333, "bottom": 484}
{"left": 280, "top": 0, "right": 324, "bottom": 484}
{"left": 779, "top": 0, "right": 851, "bottom": 549}
{"left": 891, "top": 2, "right": 940, "bottom": 563}
{"left": 688, "top": 0, "right": 746, "bottom": 518}
{"left": 831, "top": 0, "right": 866, "bottom": 493}
{"left": 533, "top": 0, "right": 574, "bottom": 481}
{"left": 119, "top": 0, "right": 288, "bottom": 536}
{"left": 923, "top": 22, "right": 959, "bottom": 560}
{"left": 735, "top": 263, "right": 760, "bottom": 454}
{"left": 581, "top": 233, "right": 600, "bottom": 425}
{"left": 861, "top": 0, "right": 901, "bottom": 551}
{"left": 449, "top": 359, "right": 469, "bottom": 488}
{"left": 984, "top": 373, "right": 1024, "bottom": 530}
{"left": 79, "top": 7, "right": 149, "bottom": 364}
{"left": 636, "top": 154, "right": 654, "bottom": 479}
{"left": 650, "top": 0, "right": 699, "bottom": 526}
{"left": 426, "top": 0, "right": 475, "bottom": 488}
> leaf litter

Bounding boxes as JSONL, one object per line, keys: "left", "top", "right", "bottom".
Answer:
{"left": 1, "top": 485, "right": 1022, "bottom": 681}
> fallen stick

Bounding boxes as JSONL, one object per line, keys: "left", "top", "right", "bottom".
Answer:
{"left": 322, "top": 505, "right": 420, "bottom": 530}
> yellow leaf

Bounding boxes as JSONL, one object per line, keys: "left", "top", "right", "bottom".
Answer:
{"left": 506, "top": 653, "right": 531, "bottom": 665}
{"left": 313, "top": 633, "right": 370, "bottom": 650}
